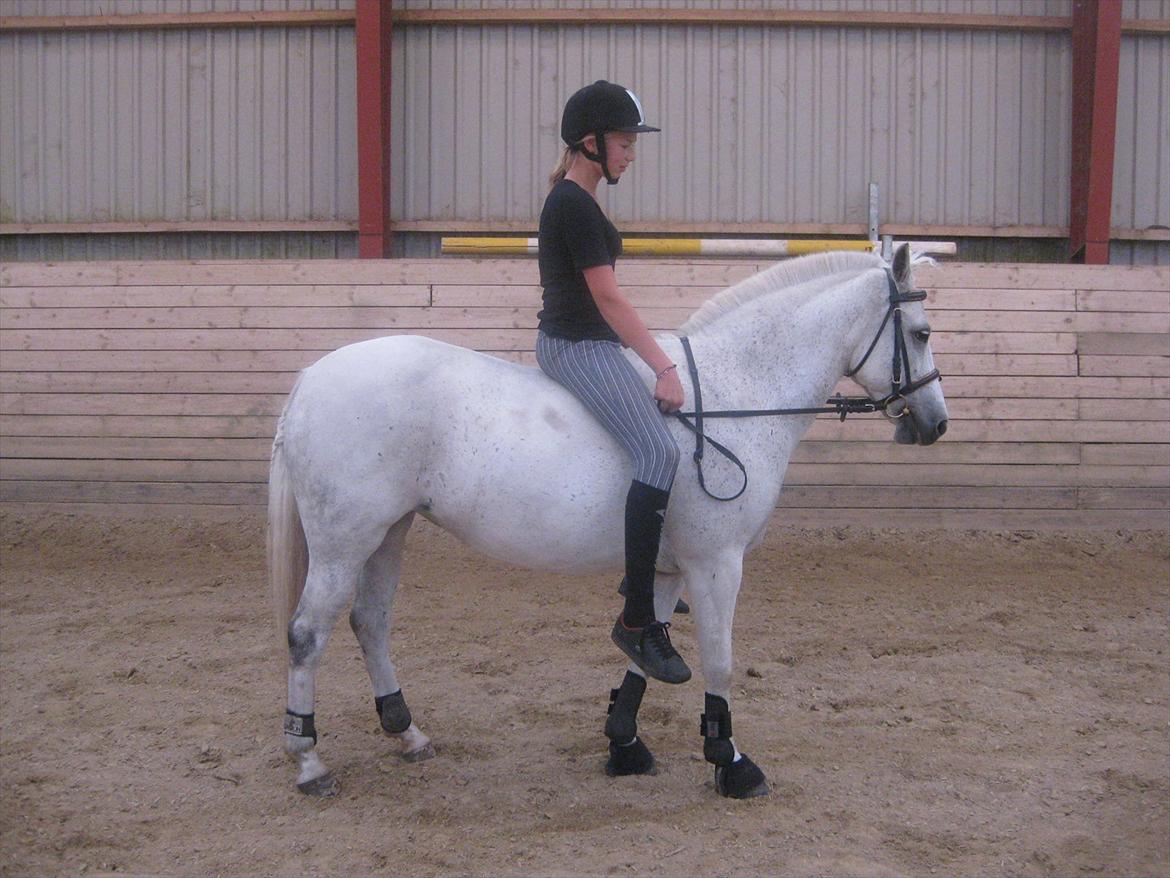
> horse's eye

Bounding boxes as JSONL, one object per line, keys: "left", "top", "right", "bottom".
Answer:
{"left": 913, "top": 328, "right": 931, "bottom": 343}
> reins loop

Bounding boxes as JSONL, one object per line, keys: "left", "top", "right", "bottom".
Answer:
{"left": 674, "top": 269, "right": 942, "bottom": 502}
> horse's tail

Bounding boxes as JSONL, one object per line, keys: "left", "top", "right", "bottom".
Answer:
{"left": 268, "top": 393, "right": 309, "bottom": 649}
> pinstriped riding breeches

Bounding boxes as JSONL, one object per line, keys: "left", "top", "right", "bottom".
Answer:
{"left": 536, "top": 331, "right": 680, "bottom": 492}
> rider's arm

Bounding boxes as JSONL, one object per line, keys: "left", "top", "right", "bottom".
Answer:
{"left": 583, "top": 264, "right": 685, "bottom": 412}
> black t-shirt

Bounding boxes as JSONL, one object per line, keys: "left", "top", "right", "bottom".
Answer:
{"left": 537, "top": 179, "right": 622, "bottom": 341}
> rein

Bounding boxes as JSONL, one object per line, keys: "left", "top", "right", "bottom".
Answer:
{"left": 674, "top": 270, "right": 942, "bottom": 502}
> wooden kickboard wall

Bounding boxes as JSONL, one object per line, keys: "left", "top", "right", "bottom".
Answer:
{"left": 1, "top": 258, "right": 1167, "bottom": 525}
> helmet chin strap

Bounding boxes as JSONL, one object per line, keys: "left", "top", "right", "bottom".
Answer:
{"left": 579, "top": 130, "right": 619, "bottom": 185}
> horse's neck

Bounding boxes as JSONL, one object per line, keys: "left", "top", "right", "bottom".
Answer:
{"left": 693, "top": 272, "right": 880, "bottom": 408}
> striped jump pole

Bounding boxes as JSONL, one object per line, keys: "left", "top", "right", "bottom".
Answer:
{"left": 440, "top": 237, "right": 957, "bottom": 257}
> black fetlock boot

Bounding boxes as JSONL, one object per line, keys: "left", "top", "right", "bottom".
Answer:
{"left": 604, "top": 671, "right": 656, "bottom": 776}
{"left": 610, "top": 481, "right": 691, "bottom": 685}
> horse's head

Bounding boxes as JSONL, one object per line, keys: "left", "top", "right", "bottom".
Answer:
{"left": 847, "top": 244, "right": 949, "bottom": 446}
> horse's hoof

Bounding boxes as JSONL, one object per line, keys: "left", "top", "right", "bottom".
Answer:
{"left": 605, "top": 738, "right": 657, "bottom": 777}
{"left": 401, "top": 742, "right": 436, "bottom": 763}
{"left": 296, "top": 772, "right": 339, "bottom": 797}
{"left": 715, "top": 755, "right": 769, "bottom": 799}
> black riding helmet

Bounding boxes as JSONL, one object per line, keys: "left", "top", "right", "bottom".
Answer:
{"left": 561, "top": 80, "right": 660, "bottom": 185}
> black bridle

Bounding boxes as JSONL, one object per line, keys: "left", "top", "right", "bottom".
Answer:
{"left": 674, "top": 270, "right": 943, "bottom": 501}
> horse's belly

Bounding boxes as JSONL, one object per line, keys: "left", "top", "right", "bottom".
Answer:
{"left": 291, "top": 335, "right": 634, "bottom": 574}
{"left": 417, "top": 398, "right": 631, "bottom": 574}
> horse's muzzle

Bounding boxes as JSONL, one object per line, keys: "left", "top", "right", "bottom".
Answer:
{"left": 895, "top": 413, "right": 948, "bottom": 446}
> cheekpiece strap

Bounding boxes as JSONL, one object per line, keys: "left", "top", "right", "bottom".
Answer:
{"left": 283, "top": 710, "right": 317, "bottom": 744}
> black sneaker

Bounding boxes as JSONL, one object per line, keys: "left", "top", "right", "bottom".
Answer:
{"left": 617, "top": 577, "right": 690, "bottom": 615}
{"left": 611, "top": 617, "right": 692, "bottom": 684}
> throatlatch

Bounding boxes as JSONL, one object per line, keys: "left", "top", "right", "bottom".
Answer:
{"left": 375, "top": 690, "right": 412, "bottom": 735}
{"left": 283, "top": 710, "right": 317, "bottom": 745}
{"left": 701, "top": 693, "right": 735, "bottom": 767}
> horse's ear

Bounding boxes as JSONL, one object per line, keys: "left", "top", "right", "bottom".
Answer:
{"left": 892, "top": 243, "right": 912, "bottom": 286}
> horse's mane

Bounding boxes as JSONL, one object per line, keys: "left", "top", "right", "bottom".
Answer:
{"left": 677, "top": 251, "right": 886, "bottom": 335}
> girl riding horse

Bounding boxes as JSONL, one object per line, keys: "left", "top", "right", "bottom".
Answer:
{"left": 536, "top": 80, "right": 690, "bottom": 686}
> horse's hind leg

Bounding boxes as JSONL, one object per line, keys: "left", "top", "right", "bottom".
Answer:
{"left": 349, "top": 513, "right": 434, "bottom": 763}
{"left": 284, "top": 550, "right": 369, "bottom": 796}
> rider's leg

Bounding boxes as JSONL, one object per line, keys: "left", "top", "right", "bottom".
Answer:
{"left": 536, "top": 332, "right": 688, "bottom": 683}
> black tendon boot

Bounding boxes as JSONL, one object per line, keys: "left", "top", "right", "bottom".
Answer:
{"left": 610, "top": 481, "right": 691, "bottom": 684}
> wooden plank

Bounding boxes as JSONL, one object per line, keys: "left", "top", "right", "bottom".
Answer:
{"left": 1081, "top": 444, "right": 1170, "bottom": 466}
{"left": 917, "top": 263, "right": 1169, "bottom": 291}
{"left": 0, "top": 10, "right": 355, "bottom": 31}
{"left": 0, "top": 415, "right": 275, "bottom": 439}
{"left": 392, "top": 9, "right": 1072, "bottom": 31}
{"left": 1, "top": 372, "right": 300, "bottom": 394}
{"left": 430, "top": 284, "right": 1078, "bottom": 312}
{"left": 0, "top": 327, "right": 540, "bottom": 352}
{"left": 8, "top": 307, "right": 1153, "bottom": 338}
{"left": 0, "top": 437, "right": 270, "bottom": 460}
{"left": 0, "top": 481, "right": 266, "bottom": 506}
{"left": 0, "top": 350, "right": 1094, "bottom": 378}
{"left": 0, "top": 260, "right": 522, "bottom": 288}
{"left": 942, "top": 398, "right": 1078, "bottom": 420}
{"left": 4, "top": 414, "right": 1164, "bottom": 447}
{"left": 0, "top": 393, "right": 286, "bottom": 417}
{"left": 789, "top": 442, "right": 1079, "bottom": 465}
{"left": 929, "top": 332, "right": 1075, "bottom": 354}
{"left": 0, "top": 350, "right": 336, "bottom": 372}
{"left": 1079, "top": 399, "right": 1170, "bottom": 420}
{"left": 5, "top": 260, "right": 1165, "bottom": 293}
{"left": 929, "top": 311, "right": 1169, "bottom": 333}
{"left": 1078, "top": 487, "right": 1170, "bottom": 510}
{"left": 0, "top": 263, "right": 120, "bottom": 288}
{"left": 1079, "top": 355, "right": 1170, "bottom": 377}
{"left": 1077, "top": 289, "right": 1170, "bottom": 313}
{"left": 775, "top": 486, "right": 1078, "bottom": 509}
{"left": 0, "top": 321, "right": 1157, "bottom": 351}
{"left": 786, "top": 463, "right": 1168, "bottom": 488}
{"left": 1077, "top": 332, "right": 1170, "bottom": 356}
{"left": 7, "top": 371, "right": 1158, "bottom": 399}
{"left": 805, "top": 419, "right": 1170, "bottom": 443}
{"left": 936, "top": 376, "right": 1170, "bottom": 399}
{"left": 931, "top": 354, "right": 1076, "bottom": 376}
{"left": 768, "top": 508, "right": 1168, "bottom": 530}
{"left": 925, "top": 289, "right": 1076, "bottom": 311}
{"left": 1, "top": 392, "right": 1163, "bottom": 425}
{"left": 0, "top": 459, "right": 268, "bottom": 483}
{"left": 0, "top": 285, "right": 433, "bottom": 309}
{"left": 433, "top": 284, "right": 711, "bottom": 308}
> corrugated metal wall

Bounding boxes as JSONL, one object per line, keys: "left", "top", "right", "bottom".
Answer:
{"left": 1, "top": 0, "right": 1167, "bottom": 261}
{"left": 0, "top": 0, "right": 359, "bottom": 260}
{"left": 392, "top": 14, "right": 1074, "bottom": 229}
{"left": 1114, "top": 0, "right": 1170, "bottom": 264}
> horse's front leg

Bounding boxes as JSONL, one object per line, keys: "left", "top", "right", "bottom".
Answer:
{"left": 602, "top": 572, "right": 687, "bottom": 776}
{"left": 684, "top": 551, "right": 770, "bottom": 799}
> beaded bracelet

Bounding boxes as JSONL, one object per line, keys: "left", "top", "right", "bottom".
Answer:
{"left": 656, "top": 364, "right": 678, "bottom": 380}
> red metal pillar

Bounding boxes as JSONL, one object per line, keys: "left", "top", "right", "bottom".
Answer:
{"left": 356, "top": 0, "right": 392, "bottom": 258}
{"left": 1068, "top": 0, "right": 1121, "bottom": 264}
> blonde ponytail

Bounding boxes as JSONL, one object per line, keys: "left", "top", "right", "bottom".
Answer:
{"left": 547, "top": 147, "right": 574, "bottom": 190}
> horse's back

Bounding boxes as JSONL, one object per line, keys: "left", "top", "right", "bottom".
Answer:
{"left": 280, "top": 335, "right": 630, "bottom": 570}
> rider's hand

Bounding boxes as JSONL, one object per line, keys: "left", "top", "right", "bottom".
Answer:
{"left": 655, "top": 368, "right": 685, "bottom": 413}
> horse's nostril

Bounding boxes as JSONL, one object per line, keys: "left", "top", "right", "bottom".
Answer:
{"left": 937, "top": 419, "right": 948, "bottom": 437}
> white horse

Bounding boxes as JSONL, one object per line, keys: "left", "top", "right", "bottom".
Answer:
{"left": 269, "top": 246, "right": 949, "bottom": 798}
